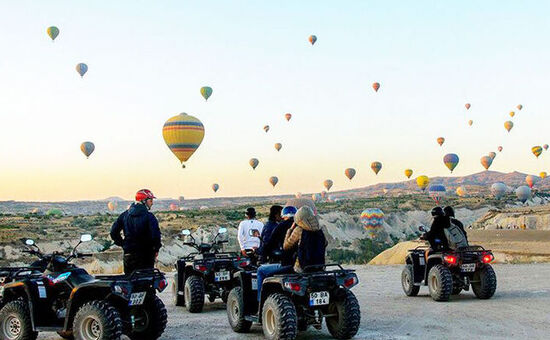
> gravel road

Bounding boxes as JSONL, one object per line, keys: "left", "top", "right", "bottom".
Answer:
{"left": 39, "top": 263, "right": 550, "bottom": 340}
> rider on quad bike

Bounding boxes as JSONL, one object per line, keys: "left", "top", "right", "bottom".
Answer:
{"left": 0, "top": 234, "right": 168, "bottom": 340}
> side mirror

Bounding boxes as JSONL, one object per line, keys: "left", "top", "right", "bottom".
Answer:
{"left": 25, "top": 239, "right": 35, "bottom": 246}
{"left": 218, "top": 227, "right": 227, "bottom": 234}
{"left": 80, "top": 234, "right": 92, "bottom": 243}
{"left": 182, "top": 229, "right": 191, "bottom": 236}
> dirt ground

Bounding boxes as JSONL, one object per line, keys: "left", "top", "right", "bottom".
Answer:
{"left": 38, "top": 263, "right": 550, "bottom": 340}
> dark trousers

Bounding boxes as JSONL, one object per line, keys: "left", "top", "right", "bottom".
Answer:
{"left": 123, "top": 252, "right": 155, "bottom": 276}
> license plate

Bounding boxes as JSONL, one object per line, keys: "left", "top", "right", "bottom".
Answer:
{"left": 215, "top": 271, "right": 230, "bottom": 282}
{"left": 129, "top": 292, "right": 146, "bottom": 306}
{"left": 419, "top": 257, "right": 425, "bottom": 265}
{"left": 309, "top": 291, "right": 329, "bottom": 306}
{"left": 251, "top": 278, "right": 258, "bottom": 290}
{"left": 461, "top": 263, "right": 476, "bottom": 272}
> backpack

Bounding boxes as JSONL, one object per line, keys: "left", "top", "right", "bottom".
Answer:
{"left": 444, "top": 220, "right": 468, "bottom": 249}
{"left": 297, "top": 230, "right": 326, "bottom": 271}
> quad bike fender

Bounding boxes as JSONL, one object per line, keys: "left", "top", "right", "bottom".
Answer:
{"left": 64, "top": 283, "right": 119, "bottom": 331}
{"left": 1, "top": 281, "right": 37, "bottom": 329}
{"left": 424, "top": 255, "right": 443, "bottom": 282}
{"left": 406, "top": 253, "right": 426, "bottom": 284}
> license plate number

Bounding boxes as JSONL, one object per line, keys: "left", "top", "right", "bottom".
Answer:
{"left": 461, "top": 263, "right": 476, "bottom": 272}
{"left": 251, "top": 278, "right": 258, "bottom": 290}
{"left": 129, "top": 292, "right": 146, "bottom": 306}
{"left": 309, "top": 291, "right": 329, "bottom": 306}
{"left": 215, "top": 271, "right": 230, "bottom": 282}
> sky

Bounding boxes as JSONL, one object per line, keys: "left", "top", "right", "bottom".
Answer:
{"left": 0, "top": 0, "right": 549, "bottom": 201}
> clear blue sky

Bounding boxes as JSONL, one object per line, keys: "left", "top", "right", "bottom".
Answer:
{"left": 0, "top": 0, "right": 549, "bottom": 201}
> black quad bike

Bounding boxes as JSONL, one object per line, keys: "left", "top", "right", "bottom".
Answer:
{"left": 173, "top": 227, "right": 248, "bottom": 312}
{"left": 227, "top": 264, "right": 361, "bottom": 340}
{"left": 401, "top": 227, "right": 497, "bottom": 302}
{"left": 0, "top": 234, "right": 168, "bottom": 340}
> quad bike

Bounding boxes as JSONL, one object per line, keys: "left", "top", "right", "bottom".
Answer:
{"left": 401, "top": 226, "right": 497, "bottom": 302}
{"left": 226, "top": 263, "right": 361, "bottom": 340}
{"left": 0, "top": 234, "right": 168, "bottom": 340}
{"left": 173, "top": 227, "right": 249, "bottom": 312}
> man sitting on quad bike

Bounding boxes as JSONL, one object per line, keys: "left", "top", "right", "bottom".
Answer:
{"left": 238, "top": 207, "right": 264, "bottom": 257}
{"left": 420, "top": 207, "right": 450, "bottom": 251}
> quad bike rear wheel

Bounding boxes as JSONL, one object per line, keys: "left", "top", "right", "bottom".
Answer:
{"left": 326, "top": 289, "right": 361, "bottom": 339}
{"left": 128, "top": 296, "right": 167, "bottom": 340}
{"left": 0, "top": 300, "right": 37, "bottom": 340}
{"left": 262, "top": 293, "right": 297, "bottom": 340}
{"left": 73, "top": 300, "right": 122, "bottom": 340}
{"left": 472, "top": 264, "right": 497, "bottom": 299}
{"left": 184, "top": 275, "right": 205, "bottom": 313}
{"left": 226, "top": 287, "right": 252, "bottom": 333}
{"left": 428, "top": 264, "right": 453, "bottom": 301}
{"left": 401, "top": 264, "right": 420, "bottom": 296}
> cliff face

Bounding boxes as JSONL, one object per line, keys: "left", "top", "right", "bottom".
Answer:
{"left": 473, "top": 205, "right": 550, "bottom": 230}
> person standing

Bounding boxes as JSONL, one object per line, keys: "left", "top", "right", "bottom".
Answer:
{"left": 110, "top": 189, "right": 162, "bottom": 275}
{"left": 237, "top": 207, "right": 264, "bottom": 256}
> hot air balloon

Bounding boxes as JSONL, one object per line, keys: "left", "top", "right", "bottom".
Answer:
{"left": 525, "top": 175, "right": 538, "bottom": 189}
{"left": 491, "top": 182, "right": 507, "bottom": 199}
{"left": 311, "top": 193, "right": 321, "bottom": 202}
{"left": 200, "top": 86, "right": 213, "bottom": 101}
{"left": 162, "top": 113, "right": 205, "bottom": 167}
{"left": 371, "top": 162, "right": 382, "bottom": 175}
{"left": 372, "top": 82, "right": 380, "bottom": 92}
{"left": 269, "top": 176, "right": 279, "bottom": 188}
{"left": 47, "top": 26, "right": 59, "bottom": 41}
{"left": 212, "top": 184, "right": 219, "bottom": 192}
{"left": 456, "top": 186, "right": 466, "bottom": 197}
{"left": 345, "top": 168, "right": 356, "bottom": 180}
{"left": 285, "top": 113, "right": 292, "bottom": 121}
{"left": 274, "top": 143, "right": 282, "bottom": 152}
{"left": 516, "top": 186, "right": 531, "bottom": 203}
{"left": 286, "top": 198, "right": 317, "bottom": 215}
{"left": 465, "top": 103, "right": 471, "bottom": 110}
{"left": 509, "top": 111, "right": 515, "bottom": 118}
{"left": 263, "top": 125, "right": 270, "bottom": 133}
{"left": 428, "top": 185, "right": 446, "bottom": 205}
{"left": 249, "top": 158, "right": 259, "bottom": 170}
{"left": 107, "top": 201, "right": 116, "bottom": 212}
{"left": 178, "top": 196, "right": 185, "bottom": 203}
{"left": 443, "top": 153, "right": 459, "bottom": 172}
{"left": 169, "top": 203, "right": 178, "bottom": 211}
{"left": 416, "top": 176, "right": 429, "bottom": 191}
{"left": 498, "top": 146, "right": 503, "bottom": 152}
{"left": 404, "top": 169, "right": 413, "bottom": 179}
{"left": 76, "top": 63, "right": 88, "bottom": 78}
{"left": 436, "top": 137, "right": 445, "bottom": 147}
{"left": 544, "top": 144, "right": 549, "bottom": 151}
{"left": 517, "top": 104, "right": 523, "bottom": 110}
{"left": 468, "top": 120, "right": 473, "bottom": 126}
{"left": 504, "top": 121, "right": 514, "bottom": 132}
{"left": 295, "top": 192, "right": 302, "bottom": 198}
{"left": 308, "top": 35, "right": 317, "bottom": 45}
{"left": 323, "top": 179, "right": 333, "bottom": 191}
{"left": 480, "top": 156, "right": 492, "bottom": 170}
{"left": 488, "top": 152, "right": 496, "bottom": 160}
{"left": 360, "top": 208, "right": 384, "bottom": 233}
{"left": 80, "top": 142, "right": 95, "bottom": 158}
{"left": 532, "top": 146, "right": 543, "bottom": 158}
{"left": 540, "top": 172, "right": 547, "bottom": 179}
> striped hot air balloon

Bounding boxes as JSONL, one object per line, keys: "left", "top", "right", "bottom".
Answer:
{"left": 360, "top": 208, "right": 385, "bottom": 238}
{"left": 162, "top": 113, "right": 205, "bottom": 168}
{"left": 428, "top": 185, "right": 446, "bottom": 205}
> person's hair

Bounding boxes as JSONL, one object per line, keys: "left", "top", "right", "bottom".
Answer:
{"left": 431, "top": 206, "right": 444, "bottom": 217}
{"left": 245, "top": 207, "right": 256, "bottom": 218}
{"left": 268, "top": 205, "right": 283, "bottom": 221}
{"left": 443, "top": 206, "right": 455, "bottom": 217}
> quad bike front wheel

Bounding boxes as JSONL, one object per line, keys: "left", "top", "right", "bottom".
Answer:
{"left": 401, "top": 264, "right": 420, "bottom": 296}
{"left": 226, "top": 287, "right": 252, "bottom": 333}
{"left": 472, "top": 264, "right": 497, "bottom": 299}
{"left": 184, "top": 275, "right": 205, "bottom": 313}
{"left": 428, "top": 264, "right": 453, "bottom": 301}
{"left": 262, "top": 293, "right": 297, "bottom": 340}
{"left": 326, "top": 289, "right": 361, "bottom": 339}
{"left": 0, "top": 300, "right": 37, "bottom": 340}
{"left": 73, "top": 300, "right": 122, "bottom": 340}
{"left": 128, "top": 296, "right": 167, "bottom": 340}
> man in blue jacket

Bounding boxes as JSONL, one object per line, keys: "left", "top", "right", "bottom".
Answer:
{"left": 110, "top": 189, "right": 162, "bottom": 275}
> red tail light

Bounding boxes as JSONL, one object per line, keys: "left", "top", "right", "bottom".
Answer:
{"left": 444, "top": 255, "right": 457, "bottom": 265}
{"left": 195, "top": 265, "right": 208, "bottom": 272}
{"left": 284, "top": 282, "right": 301, "bottom": 291}
{"left": 239, "top": 260, "right": 250, "bottom": 268}
{"left": 157, "top": 279, "right": 168, "bottom": 292}
{"left": 482, "top": 254, "right": 494, "bottom": 263}
{"left": 344, "top": 277, "right": 357, "bottom": 288}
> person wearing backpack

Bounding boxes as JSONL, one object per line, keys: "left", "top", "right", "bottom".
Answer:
{"left": 443, "top": 206, "right": 469, "bottom": 249}
{"left": 283, "top": 206, "right": 326, "bottom": 273}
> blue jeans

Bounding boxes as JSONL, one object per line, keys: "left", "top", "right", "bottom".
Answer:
{"left": 257, "top": 264, "right": 288, "bottom": 301}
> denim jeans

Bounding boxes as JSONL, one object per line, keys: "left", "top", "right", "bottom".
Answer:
{"left": 256, "top": 264, "right": 289, "bottom": 301}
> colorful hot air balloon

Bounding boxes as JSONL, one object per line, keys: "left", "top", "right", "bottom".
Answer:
{"left": 80, "top": 142, "right": 95, "bottom": 158}
{"left": 200, "top": 86, "right": 213, "bottom": 101}
{"left": 308, "top": 35, "right": 317, "bottom": 45}
{"left": 465, "top": 103, "right": 471, "bottom": 110}
{"left": 76, "top": 63, "right": 88, "bottom": 78}
{"left": 498, "top": 146, "right": 503, "bottom": 152}
{"left": 274, "top": 143, "right": 282, "bottom": 152}
{"left": 437, "top": 137, "right": 445, "bottom": 146}
{"left": 212, "top": 183, "right": 219, "bottom": 192}
{"left": 517, "top": 104, "right": 523, "bottom": 110}
{"left": 372, "top": 82, "right": 380, "bottom": 92}
{"left": 263, "top": 125, "right": 270, "bottom": 133}
{"left": 456, "top": 186, "right": 466, "bottom": 197}
{"left": 371, "top": 161, "right": 382, "bottom": 175}
{"left": 488, "top": 152, "right": 496, "bottom": 160}
{"left": 169, "top": 203, "right": 178, "bottom": 211}
{"left": 404, "top": 169, "right": 413, "bottom": 179}
{"left": 491, "top": 182, "right": 507, "bottom": 199}
{"left": 269, "top": 176, "right": 279, "bottom": 188}
{"left": 249, "top": 158, "right": 259, "bottom": 170}
{"left": 504, "top": 121, "right": 514, "bottom": 132}
{"left": 540, "top": 172, "right": 547, "bottom": 179}
{"left": 360, "top": 208, "right": 384, "bottom": 233}
{"left": 345, "top": 168, "right": 356, "bottom": 180}
{"left": 285, "top": 113, "right": 292, "bottom": 122}
{"left": 525, "top": 175, "right": 538, "bottom": 189}
{"left": 428, "top": 185, "right": 446, "bottom": 205}
{"left": 416, "top": 176, "right": 429, "bottom": 191}
{"left": 162, "top": 113, "right": 205, "bottom": 167}
{"left": 323, "top": 179, "right": 333, "bottom": 191}
{"left": 480, "top": 156, "right": 493, "bottom": 170}
{"left": 443, "top": 153, "right": 459, "bottom": 172}
{"left": 516, "top": 185, "right": 531, "bottom": 203}
{"left": 509, "top": 111, "right": 515, "bottom": 118}
{"left": 107, "top": 201, "right": 116, "bottom": 212}
{"left": 532, "top": 146, "right": 543, "bottom": 158}
{"left": 47, "top": 26, "right": 59, "bottom": 41}
{"left": 544, "top": 144, "right": 549, "bottom": 151}
{"left": 468, "top": 120, "right": 473, "bottom": 126}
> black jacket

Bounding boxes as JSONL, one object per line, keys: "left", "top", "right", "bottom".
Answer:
{"left": 257, "top": 220, "right": 278, "bottom": 256}
{"left": 424, "top": 216, "right": 450, "bottom": 250}
{"left": 263, "top": 218, "right": 295, "bottom": 266}
{"left": 110, "top": 203, "right": 161, "bottom": 254}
